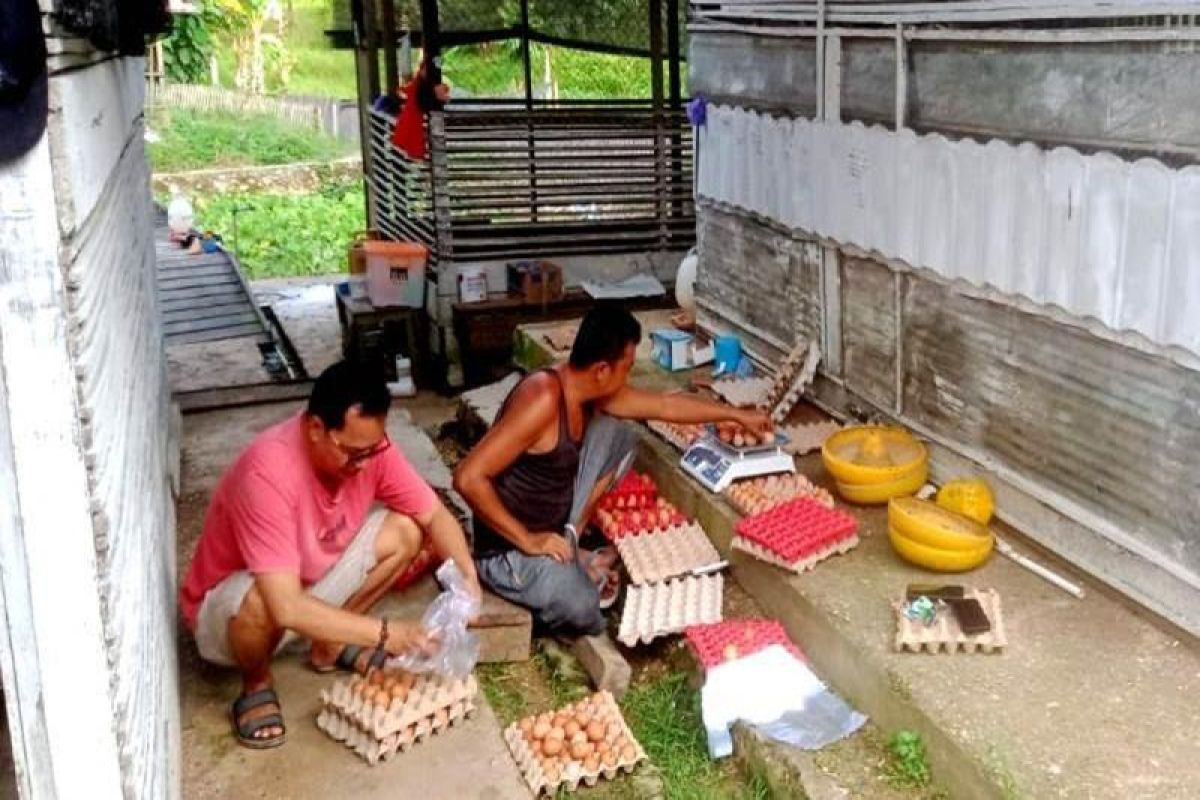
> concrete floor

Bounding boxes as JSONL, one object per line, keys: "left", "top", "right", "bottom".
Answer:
{"left": 177, "top": 401, "right": 529, "bottom": 800}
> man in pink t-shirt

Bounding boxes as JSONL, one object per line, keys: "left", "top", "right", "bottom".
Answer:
{"left": 180, "top": 361, "right": 479, "bottom": 749}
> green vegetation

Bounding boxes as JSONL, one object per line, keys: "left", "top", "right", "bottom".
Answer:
{"left": 619, "top": 672, "right": 731, "bottom": 799}
{"left": 442, "top": 43, "right": 658, "bottom": 100}
{"left": 148, "top": 108, "right": 352, "bottom": 172}
{"left": 885, "top": 730, "right": 932, "bottom": 790}
{"left": 190, "top": 180, "right": 364, "bottom": 279}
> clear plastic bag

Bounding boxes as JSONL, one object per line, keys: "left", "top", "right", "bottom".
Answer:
{"left": 386, "top": 561, "right": 480, "bottom": 677}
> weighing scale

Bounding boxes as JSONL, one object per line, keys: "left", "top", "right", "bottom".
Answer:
{"left": 681, "top": 428, "right": 796, "bottom": 492}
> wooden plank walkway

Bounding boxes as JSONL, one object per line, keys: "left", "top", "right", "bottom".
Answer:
{"left": 154, "top": 224, "right": 272, "bottom": 347}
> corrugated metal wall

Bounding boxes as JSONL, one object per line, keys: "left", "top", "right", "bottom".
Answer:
{"left": 698, "top": 104, "right": 1200, "bottom": 361}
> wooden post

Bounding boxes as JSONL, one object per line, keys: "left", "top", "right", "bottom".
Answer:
{"left": 352, "top": 0, "right": 379, "bottom": 227}
{"left": 520, "top": 0, "right": 538, "bottom": 224}
{"left": 666, "top": 0, "right": 683, "bottom": 231}
{"left": 649, "top": 0, "right": 666, "bottom": 251}
{"left": 894, "top": 24, "right": 908, "bottom": 130}
{"left": 381, "top": 0, "right": 399, "bottom": 95}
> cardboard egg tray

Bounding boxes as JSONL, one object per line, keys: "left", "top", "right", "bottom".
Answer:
{"left": 726, "top": 473, "right": 835, "bottom": 517}
{"left": 763, "top": 340, "right": 811, "bottom": 410}
{"left": 316, "top": 671, "right": 479, "bottom": 764}
{"left": 597, "top": 471, "right": 659, "bottom": 513}
{"left": 713, "top": 376, "right": 773, "bottom": 408}
{"left": 769, "top": 343, "right": 821, "bottom": 423}
{"left": 615, "top": 522, "right": 722, "bottom": 585}
{"left": 503, "top": 691, "right": 647, "bottom": 797}
{"left": 893, "top": 588, "right": 1007, "bottom": 654}
{"left": 595, "top": 500, "right": 688, "bottom": 541}
{"left": 685, "top": 619, "right": 806, "bottom": 672}
{"left": 732, "top": 498, "right": 859, "bottom": 574}
{"left": 646, "top": 419, "right": 705, "bottom": 451}
{"left": 778, "top": 420, "right": 843, "bottom": 456}
{"left": 618, "top": 572, "right": 723, "bottom": 646}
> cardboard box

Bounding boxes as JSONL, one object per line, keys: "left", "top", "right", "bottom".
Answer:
{"left": 506, "top": 260, "right": 563, "bottom": 305}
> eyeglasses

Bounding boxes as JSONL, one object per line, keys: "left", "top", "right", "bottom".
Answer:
{"left": 328, "top": 431, "right": 391, "bottom": 466}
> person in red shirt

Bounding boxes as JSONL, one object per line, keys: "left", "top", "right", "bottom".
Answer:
{"left": 391, "top": 57, "right": 451, "bottom": 161}
{"left": 180, "top": 361, "right": 479, "bottom": 749}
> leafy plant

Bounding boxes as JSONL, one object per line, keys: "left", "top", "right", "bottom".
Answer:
{"left": 886, "top": 729, "right": 932, "bottom": 789}
{"left": 162, "top": 3, "right": 217, "bottom": 83}
{"left": 190, "top": 179, "right": 365, "bottom": 280}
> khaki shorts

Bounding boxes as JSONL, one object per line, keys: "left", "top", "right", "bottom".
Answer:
{"left": 193, "top": 508, "right": 390, "bottom": 667}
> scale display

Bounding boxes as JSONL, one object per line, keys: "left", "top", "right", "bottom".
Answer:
{"left": 680, "top": 433, "right": 796, "bottom": 492}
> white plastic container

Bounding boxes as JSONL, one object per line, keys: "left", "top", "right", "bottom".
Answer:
{"left": 364, "top": 240, "right": 427, "bottom": 308}
{"left": 458, "top": 267, "right": 487, "bottom": 303}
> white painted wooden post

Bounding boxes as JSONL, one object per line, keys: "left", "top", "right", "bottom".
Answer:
{"left": 0, "top": 138, "right": 125, "bottom": 800}
{"left": 819, "top": 32, "right": 844, "bottom": 376}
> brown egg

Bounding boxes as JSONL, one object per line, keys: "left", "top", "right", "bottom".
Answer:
{"left": 518, "top": 717, "right": 534, "bottom": 735}
{"left": 595, "top": 740, "right": 611, "bottom": 755}
{"left": 570, "top": 730, "right": 588, "bottom": 747}
{"left": 570, "top": 740, "right": 592, "bottom": 760}
{"left": 620, "top": 744, "right": 637, "bottom": 762}
{"left": 382, "top": 674, "right": 398, "bottom": 692}
{"left": 536, "top": 712, "right": 553, "bottom": 728}
{"left": 563, "top": 720, "right": 581, "bottom": 738}
{"left": 584, "top": 754, "right": 600, "bottom": 772}
{"left": 368, "top": 670, "right": 384, "bottom": 687}
{"left": 574, "top": 710, "right": 592, "bottom": 729}
{"left": 361, "top": 686, "right": 377, "bottom": 703}
{"left": 390, "top": 684, "right": 409, "bottom": 702}
{"left": 542, "top": 737, "right": 563, "bottom": 757}
{"left": 398, "top": 673, "right": 416, "bottom": 692}
{"left": 532, "top": 720, "right": 551, "bottom": 740}
{"left": 547, "top": 725, "right": 566, "bottom": 742}
{"left": 543, "top": 763, "right": 561, "bottom": 783}
{"left": 373, "top": 691, "right": 389, "bottom": 708}
{"left": 602, "top": 749, "right": 619, "bottom": 768}
{"left": 613, "top": 735, "right": 629, "bottom": 751}
{"left": 540, "top": 756, "right": 556, "bottom": 774}
{"left": 604, "top": 723, "right": 621, "bottom": 743}
{"left": 586, "top": 721, "right": 606, "bottom": 742}
{"left": 553, "top": 712, "right": 570, "bottom": 728}
{"left": 530, "top": 738, "right": 543, "bottom": 755}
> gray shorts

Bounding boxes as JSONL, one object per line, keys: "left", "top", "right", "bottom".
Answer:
{"left": 193, "top": 507, "right": 389, "bottom": 667}
{"left": 477, "top": 414, "right": 639, "bottom": 636}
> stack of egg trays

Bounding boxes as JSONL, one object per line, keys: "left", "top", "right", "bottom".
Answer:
{"left": 316, "top": 671, "right": 478, "bottom": 765}
{"left": 725, "top": 473, "right": 835, "bottom": 517}
{"left": 732, "top": 497, "right": 858, "bottom": 574}
{"left": 618, "top": 572, "right": 723, "bottom": 647}
{"left": 712, "top": 376, "right": 772, "bottom": 408}
{"left": 685, "top": 618, "right": 807, "bottom": 672}
{"left": 503, "top": 691, "right": 647, "bottom": 796}
{"left": 615, "top": 522, "right": 721, "bottom": 585}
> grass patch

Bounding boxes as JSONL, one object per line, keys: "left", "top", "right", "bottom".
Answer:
{"left": 148, "top": 108, "right": 351, "bottom": 172}
{"left": 284, "top": 0, "right": 357, "bottom": 99}
{"left": 441, "top": 43, "right": 664, "bottom": 100}
{"left": 618, "top": 672, "right": 731, "bottom": 800}
{"left": 477, "top": 663, "right": 530, "bottom": 726}
{"left": 885, "top": 730, "right": 932, "bottom": 790}
{"left": 190, "top": 179, "right": 365, "bottom": 279}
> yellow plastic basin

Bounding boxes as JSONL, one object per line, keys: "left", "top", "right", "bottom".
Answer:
{"left": 822, "top": 426, "right": 928, "bottom": 486}
{"left": 936, "top": 478, "right": 995, "bottom": 525}
{"left": 888, "top": 526, "right": 994, "bottom": 572}
{"left": 835, "top": 462, "right": 928, "bottom": 505}
{"left": 889, "top": 497, "right": 994, "bottom": 551}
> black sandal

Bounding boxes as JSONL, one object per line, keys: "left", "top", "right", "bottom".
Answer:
{"left": 232, "top": 688, "right": 287, "bottom": 750}
{"left": 313, "top": 644, "right": 387, "bottom": 675}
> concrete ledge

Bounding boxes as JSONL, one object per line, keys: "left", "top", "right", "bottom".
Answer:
{"left": 732, "top": 724, "right": 848, "bottom": 800}
{"left": 635, "top": 427, "right": 1200, "bottom": 800}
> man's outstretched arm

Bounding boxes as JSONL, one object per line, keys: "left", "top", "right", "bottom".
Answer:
{"left": 597, "top": 385, "right": 772, "bottom": 434}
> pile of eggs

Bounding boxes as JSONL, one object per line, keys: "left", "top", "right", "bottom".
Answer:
{"left": 351, "top": 670, "right": 416, "bottom": 707}
{"left": 713, "top": 420, "right": 774, "bottom": 449}
{"left": 515, "top": 693, "right": 638, "bottom": 784}
{"left": 595, "top": 499, "right": 688, "bottom": 540}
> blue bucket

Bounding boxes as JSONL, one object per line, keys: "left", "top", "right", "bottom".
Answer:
{"left": 714, "top": 334, "right": 742, "bottom": 374}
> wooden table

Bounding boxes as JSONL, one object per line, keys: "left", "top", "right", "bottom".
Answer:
{"left": 336, "top": 287, "right": 432, "bottom": 387}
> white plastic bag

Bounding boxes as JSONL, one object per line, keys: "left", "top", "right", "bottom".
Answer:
{"left": 386, "top": 560, "right": 480, "bottom": 677}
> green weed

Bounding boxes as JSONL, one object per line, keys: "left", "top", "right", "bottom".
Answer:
{"left": 148, "top": 108, "right": 352, "bottom": 172}
{"left": 885, "top": 730, "right": 932, "bottom": 789}
{"left": 189, "top": 179, "right": 365, "bottom": 280}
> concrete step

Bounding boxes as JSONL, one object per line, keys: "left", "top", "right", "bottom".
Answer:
{"left": 636, "top": 428, "right": 1200, "bottom": 800}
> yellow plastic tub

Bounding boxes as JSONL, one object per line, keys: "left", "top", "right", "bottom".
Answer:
{"left": 889, "top": 497, "right": 994, "bottom": 551}
{"left": 936, "top": 478, "right": 995, "bottom": 525}
{"left": 835, "top": 462, "right": 928, "bottom": 505}
{"left": 822, "top": 426, "right": 928, "bottom": 486}
{"left": 888, "top": 526, "right": 994, "bottom": 572}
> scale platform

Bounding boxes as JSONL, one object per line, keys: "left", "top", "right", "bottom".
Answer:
{"left": 681, "top": 430, "right": 796, "bottom": 492}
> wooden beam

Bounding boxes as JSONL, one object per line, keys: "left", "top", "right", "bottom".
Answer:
{"left": 381, "top": 0, "right": 399, "bottom": 94}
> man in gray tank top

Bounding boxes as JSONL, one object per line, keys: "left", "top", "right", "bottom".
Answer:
{"left": 454, "top": 305, "right": 771, "bottom": 635}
